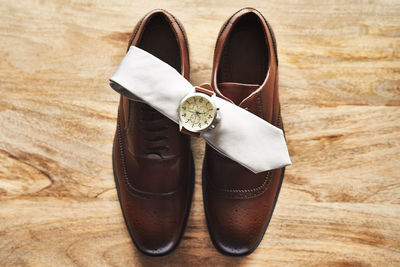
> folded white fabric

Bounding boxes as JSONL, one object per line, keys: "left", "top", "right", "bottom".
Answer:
{"left": 110, "top": 46, "right": 291, "bottom": 173}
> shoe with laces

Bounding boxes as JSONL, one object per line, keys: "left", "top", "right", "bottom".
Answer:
{"left": 203, "top": 8, "right": 285, "bottom": 256}
{"left": 112, "top": 9, "right": 193, "bottom": 256}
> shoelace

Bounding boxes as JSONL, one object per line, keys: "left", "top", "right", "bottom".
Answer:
{"left": 139, "top": 104, "right": 170, "bottom": 157}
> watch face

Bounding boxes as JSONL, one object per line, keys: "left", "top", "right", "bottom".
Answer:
{"left": 178, "top": 93, "right": 216, "bottom": 132}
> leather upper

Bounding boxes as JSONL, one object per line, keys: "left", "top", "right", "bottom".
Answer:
{"left": 112, "top": 9, "right": 193, "bottom": 256}
{"left": 203, "top": 8, "right": 285, "bottom": 256}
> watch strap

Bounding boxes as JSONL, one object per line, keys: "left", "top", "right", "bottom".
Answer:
{"left": 180, "top": 127, "right": 200, "bottom": 138}
{"left": 195, "top": 84, "right": 214, "bottom": 96}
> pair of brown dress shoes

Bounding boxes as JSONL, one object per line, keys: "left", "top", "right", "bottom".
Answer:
{"left": 112, "top": 7, "right": 285, "bottom": 257}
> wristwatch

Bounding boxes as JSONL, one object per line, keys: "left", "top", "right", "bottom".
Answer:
{"left": 178, "top": 85, "right": 219, "bottom": 137}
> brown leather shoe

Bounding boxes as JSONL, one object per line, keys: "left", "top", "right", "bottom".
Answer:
{"left": 203, "top": 8, "right": 285, "bottom": 256}
{"left": 112, "top": 10, "right": 193, "bottom": 256}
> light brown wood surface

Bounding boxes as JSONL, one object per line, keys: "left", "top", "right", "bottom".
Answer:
{"left": 1, "top": 0, "right": 399, "bottom": 266}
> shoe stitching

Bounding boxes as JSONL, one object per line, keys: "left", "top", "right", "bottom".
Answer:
{"left": 204, "top": 158, "right": 273, "bottom": 200}
{"left": 213, "top": 171, "right": 271, "bottom": 193}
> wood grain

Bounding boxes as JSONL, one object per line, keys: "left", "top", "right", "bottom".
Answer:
{"left": 1, "top": 0, "right": 399, "bottom": 266}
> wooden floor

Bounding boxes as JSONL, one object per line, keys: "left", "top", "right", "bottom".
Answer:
{"left": 1, "top": 0, "right": 399, "bottom": 266}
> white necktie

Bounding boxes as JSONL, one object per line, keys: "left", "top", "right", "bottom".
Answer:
{"left": 110, "top": 46, "right": 291, "bottom": 173}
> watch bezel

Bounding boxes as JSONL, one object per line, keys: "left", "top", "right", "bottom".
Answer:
{"left": 178, "top": 92, "right": 217, "bottom": 133}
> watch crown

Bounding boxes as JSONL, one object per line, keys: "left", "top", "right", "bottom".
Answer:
{"left": 210, "top": 124, "right": 215, "bottom": 129}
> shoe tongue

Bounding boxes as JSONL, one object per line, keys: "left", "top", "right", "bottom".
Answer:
{"left": 217, "top": 82, "right": 260, "bottom": 105}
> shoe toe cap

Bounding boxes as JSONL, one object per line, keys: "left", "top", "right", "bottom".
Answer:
{"left": 206, "top": 199, "right": 270, "bottom": 256}
{"left": 122, "top": 194, "right": 186, "bottom": 256}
